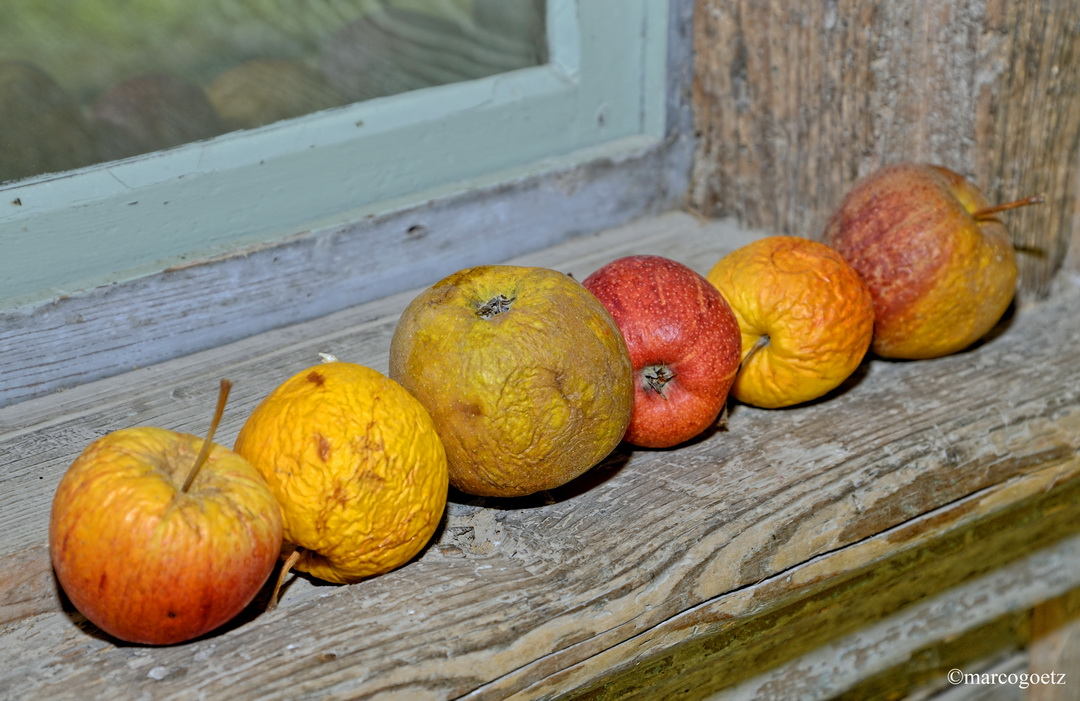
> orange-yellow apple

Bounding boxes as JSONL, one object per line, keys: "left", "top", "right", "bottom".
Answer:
{"left": 49, "top": 381, "right": 283, "bottom": 645}
{"left": 823, "top": 163, "right": 1041, "bottom": 359}
{"left": 582, "top": 255, "right": 742, "bottom": 448}
{"left": 706, "top": 237, "right": 875, "bottom": 409}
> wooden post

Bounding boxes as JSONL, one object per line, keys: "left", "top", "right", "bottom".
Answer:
{"left": 690, "top": 0, "right": 1080, "bottom": 298}
{"left": 1070, "top": 162, "right": 1080, "bottom": 276}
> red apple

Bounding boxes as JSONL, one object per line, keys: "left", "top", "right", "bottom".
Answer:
{"left": 49, "top": 380, "right": 283, "bottom": 645}
{"left": 582, "top": 255, "right": 742, "bottom": 448}
{"left": 823, "top": 163, "right": 1042, "bottom": 359}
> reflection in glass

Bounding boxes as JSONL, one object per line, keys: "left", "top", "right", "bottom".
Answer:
{"left": 0, "top": 0, "right": 546, "bottom": 184}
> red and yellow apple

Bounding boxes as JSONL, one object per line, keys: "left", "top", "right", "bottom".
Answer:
{"left": 823, "top": 163, "right": 1041, "bottom": 359}
{"left": 582, "top": 255, "right": 742, "bottom": 448}
{"left": 49, "top": 381, "right": 283, "bottom": 645}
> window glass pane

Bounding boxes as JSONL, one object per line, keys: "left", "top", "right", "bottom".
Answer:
{"left": 0, "top": 0, "right": 546, "bottom": 184}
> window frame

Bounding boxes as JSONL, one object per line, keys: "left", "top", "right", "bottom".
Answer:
{"left": 0, "top": 0, "right": 693, "bottom": 407}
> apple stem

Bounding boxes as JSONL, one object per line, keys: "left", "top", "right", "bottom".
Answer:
{"left": 972, "top": 194, "right": 1044, "bottom": 220}
{"left": 181, "top": 379, "right": 231, "bottom": 494}
{"left": 738, "top": 335, "right": 770, "bottom": 375}
{"left": 268, "top": 546, "right": 302, "bottom": 611}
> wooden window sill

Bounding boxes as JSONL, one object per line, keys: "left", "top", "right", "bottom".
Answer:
{"left": 2, "top": 211, "right": 1078, "bottom": 698}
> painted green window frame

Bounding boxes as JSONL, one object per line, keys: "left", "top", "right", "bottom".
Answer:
{"left": 0, "top": 0, "right": 692, "bottom": 406}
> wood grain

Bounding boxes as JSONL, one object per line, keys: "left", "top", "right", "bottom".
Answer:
{"left": 1, "top": 213, "right": 1078, "bottom": 699}
{"left": 689, "top": 0, "right": 1080, "bottom": 298}
{"left": 1029, "top": 588, "right": 1080, "bottom": 701}
{"left": 559, "top": 462, "right": 1080, "bottom": 700}
{"left": 821, "top": 613, "right": 1030, "bottom": 700}
{"left": 1069, "top": 158, "right": 1080, "bottom": 275}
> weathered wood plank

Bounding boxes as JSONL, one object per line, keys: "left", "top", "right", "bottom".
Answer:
{"left": 553, "top": 459, "right": 1080, "bottom": 699}
{"left": 1028, "top": 587, "right": 1080, "bottom": 701}
{"left": 1, "top": 212, "right": 1078, "bottom": 699}
{"left": 835, "top": 617, "right": 1029, "bottom": 700}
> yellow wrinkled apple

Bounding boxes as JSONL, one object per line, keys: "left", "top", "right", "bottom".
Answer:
{"left": 707, "top": 236, "right": 875, "bottom": 408}
{"left": 234, "top": 360, "right": 447, "bottom": 586}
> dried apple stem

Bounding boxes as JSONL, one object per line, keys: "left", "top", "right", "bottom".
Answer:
{"left": 973, "top": 194, "right": 1044, "bottom": 220}
{"left": 181, "top": 379, "right": 231, "bottom": 493}
{"left": 268, "top": 546, "right": 302, "bottom": 611}
{"left": 738, "top": 334, "right": 770, "bottom": 375}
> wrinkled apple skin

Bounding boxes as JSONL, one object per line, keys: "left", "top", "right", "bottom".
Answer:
{"left": 389, "top": 265, "right": 633, "bottom": 497}
{"left": 823, "top": 163, "right": 1017, "bottom": 359}
{"left": 582, "top": 255, "right": 742, "bottom": 448}
{"left": 49, "top": 427, "right": 283, "bottom": 645}
{"left": 706, "top": 236, "right": 875, "bottom": 408}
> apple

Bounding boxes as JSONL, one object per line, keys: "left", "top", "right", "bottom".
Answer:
{"left": 581, "top": 255, "right": 742, "bottom": 448}
{"left": 389, "top": 265, "right": 634, "bottom": 497}
{"left": 823, "top": 163, "right": 1042, "bottom": 359}
{"left": 49, "top": 380, "right": 283, "bottom": 645}
{"left": 233, "top": 359, "right": 448, "bottom": 592}
{"left": 706, "top": 236, "right": 875, "bottom": 409}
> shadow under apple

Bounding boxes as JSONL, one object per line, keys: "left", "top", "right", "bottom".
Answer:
{"left": 446, "top": 445, "right": 634, "bottom": 512}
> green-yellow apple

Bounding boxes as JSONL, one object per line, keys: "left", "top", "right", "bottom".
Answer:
{"left": 823, "top": 163, "right": 1041, "bottom": 359}
{"left": 389, "top": 265, "right": 633, "bottom": 497}
{"left": 582, "top": 255, "right": 742, "bottom": 448}
{"left": 49, "top": 381, "right": 283, "bottom": 645}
